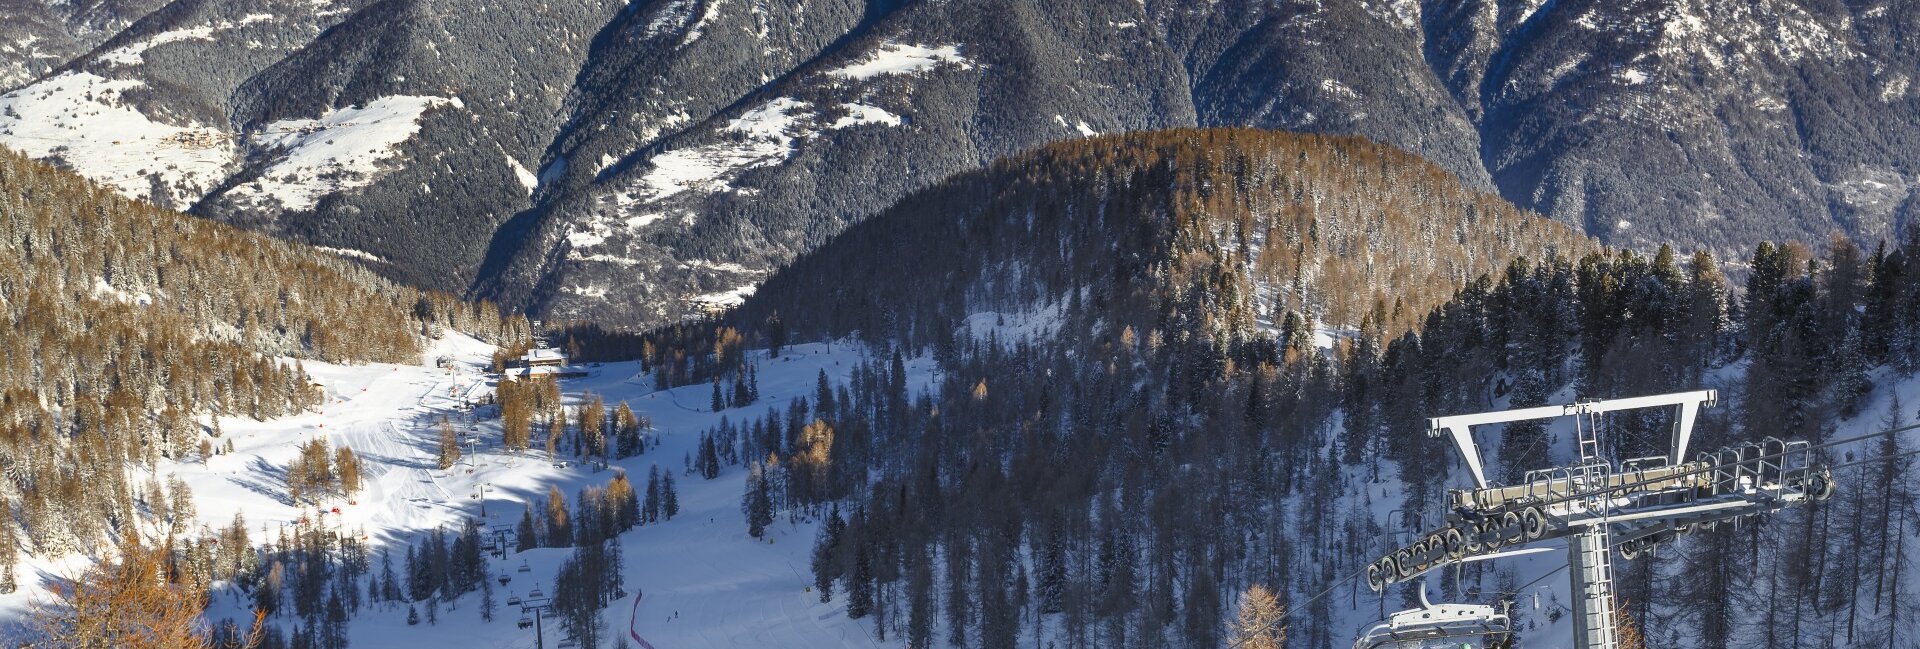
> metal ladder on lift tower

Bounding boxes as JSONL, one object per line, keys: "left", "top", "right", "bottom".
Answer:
{"left": 1569, "top": 409, "right": 1619, "bottom": 649}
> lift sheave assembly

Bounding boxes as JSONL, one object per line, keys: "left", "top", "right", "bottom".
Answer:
{"left": 1357, "top": 390, "right": 1835, "bottom": 649}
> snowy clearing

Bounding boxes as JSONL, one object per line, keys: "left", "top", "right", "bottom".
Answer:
{"left": 226, "top": 96, "right": 462, "bottom": 211}
{"left": 0, "top": 71, "right": 235, "bottom": 207}
{"left": 827, "top": 42, "right": 971, "bottom": 80}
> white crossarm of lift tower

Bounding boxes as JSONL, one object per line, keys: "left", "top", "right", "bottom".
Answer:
{"left": 1427, "top": 390, "right": 1717, "bottom": 489}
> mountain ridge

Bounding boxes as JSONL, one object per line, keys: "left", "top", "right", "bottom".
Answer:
{"left": 2, "top": 0, "right": 1916, "bottom": 328}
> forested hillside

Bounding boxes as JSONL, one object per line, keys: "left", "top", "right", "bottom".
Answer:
{"left": 736, "top": 128, "right": 1593, "bottom": 349}
{"left": 606, "top": 133, "right": 1920, "bottom": 647}
{"left": 0, "top": 146, "right": 524, "bottom": 574}
{"left": 8, "top": 0, "right": 1915, "bottom": 330}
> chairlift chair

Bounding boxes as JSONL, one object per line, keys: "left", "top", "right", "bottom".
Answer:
{"left": 529, "top": 587, "right": 544, "bottom": 599}
{"left": 507, "top": 594, "right": 522, "bottom": 606}
{"left": 1354, "top": 584, "right": 1511, "bottom": 649}
{"left": 518, "top": 561, "right": 532, "bottom": 573}
{"left": 516, "top": 616, "right": 532, "bottom": 629}
{"left": 498, "top": 573, "right": 511, "bottom": 586}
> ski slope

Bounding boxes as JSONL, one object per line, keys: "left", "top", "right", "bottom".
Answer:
{"left": 165, "top": 337, "right": 932, "bottom": 648}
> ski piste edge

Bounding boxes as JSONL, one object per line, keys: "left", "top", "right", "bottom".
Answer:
{"left": 629, "top": 588, "right": 657, "bottom": 649}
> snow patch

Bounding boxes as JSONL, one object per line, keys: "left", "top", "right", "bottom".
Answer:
{"left": 96, "top": 26, "right": 220, "bottom": 66}
{"left": 643, "top": 0, "right": 724, "bottom": 45}
{"left": 313, "top": 246, "right": 385, "bottom": 263}
{"left": 829, "top": 103, "right": 901, "bottom": 129}
{"left": 225, "top": 95, "right": 460, "bottom": 211}
{"left": 506, "top": 154, "right": 538, "bottom": 193}
{"left": 0, "top": 71, "right": 235, "bottom": 207}
{"left": 1880, "top": 73, "right": 1911, "bottom": 102}
{"left": 683, "top": 259, "right": 754, "bottom": 274}
{"left": 91, "top": 277, "right": 154, "bottom": 305}
{"left": 538, "top": 156, "right": 568, "bottom": 185}
{"left": 566, "top": 223, "right": 609, "bottom": 249}
{"left": 94, "top": 13, "right": 280, "bottom": 67}
{"left": 827, "top": 42, "right": 971, "bottom": 80}
{"left": 688, "top": 284, "right": 756, "bottom": 310}
{"left": 959, "top": 299, "right": 1069, "bottom": 346}
{"left": 1320, "top": 78, "right": 1361, "bottom": 101}
{"left": 625, "top": 97, "right": 807, "bottom": 206}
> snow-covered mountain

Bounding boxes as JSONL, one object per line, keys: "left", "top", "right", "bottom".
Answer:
{"left": 4, "top": 0, "right": 1920, "bottom": 324}
{"left": 0, "top": 0, "right": 169, "bottom": 88}
{"left": 0, "top": 0, "right": 622, "bottom": 290}
{"left": 9, "top": 87, "right": 1920, "bottom": 649}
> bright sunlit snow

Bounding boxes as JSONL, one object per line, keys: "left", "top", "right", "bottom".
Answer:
{"left": 827, "top": 42, "right": 971, "bottom": 80}
{"left": 225, "top": 96, "right": 462, "bottom": 211}
{"left": 0, "top": 71, "right": 236, "bottom": 207}
{"left": 152, "top": 338, "right": 940, "bottom": 649}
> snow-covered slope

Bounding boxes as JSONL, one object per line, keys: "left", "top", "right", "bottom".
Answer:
{"left": 225, "top": 95, "right": 462, "bottom": 212}
{"left": 0, "top": 334, "right": 937, "bottom": 647}
{"left": 0, "top": 70, "right": 235, "bottom": 205}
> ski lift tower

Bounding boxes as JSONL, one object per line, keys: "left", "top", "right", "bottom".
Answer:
{"left": 1360, "top": 390, "right": 1838, "bottom": 649}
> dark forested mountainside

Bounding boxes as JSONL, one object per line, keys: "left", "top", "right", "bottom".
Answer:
{"left": 7, "top": 0, "right": 1916, "bottom": 329}
{"left": 0, "top": 147, "right": 524, "bottom": 571}
{"left": 0, "top": 0, "right": 166, "bottom": 88}
{"left": 664, "top": 219, "right": 1920, "bottom": 646}
{"left": 480, "top": 0, "right": 1202, "bottom": 324}
{"left": 192, "top": 0, "right": 625, "bottom": 291}
{"left": 0, "top": 0, "right": 623, "bottom": 292}
{"left": 731, "top": 128, "right": 1592, "bottom": 349}
{"left": 488, "top": 0, "right": 1920, "bottom": 327}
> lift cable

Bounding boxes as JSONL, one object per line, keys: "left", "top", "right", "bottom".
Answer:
{"left": 1826, "top": 444, "right": 1920, "bottom": 472}
{"left": 1224, "top": 561, "right": 1378, "bottom": 649}
{"left": 1493, "top": 420, "right": 1920, "bottom": 515}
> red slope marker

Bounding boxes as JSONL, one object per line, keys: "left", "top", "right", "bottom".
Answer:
{"left": 627, "top": 588, "right": 657, "bottom": 649}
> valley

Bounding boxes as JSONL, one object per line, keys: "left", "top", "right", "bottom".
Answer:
{"left": 3, "top": 3, "right": 1920, "bottom": 646}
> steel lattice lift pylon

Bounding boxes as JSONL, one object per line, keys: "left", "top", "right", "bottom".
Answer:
{"left": 1356, "top": 390, "right": 1837, "bottom": 649}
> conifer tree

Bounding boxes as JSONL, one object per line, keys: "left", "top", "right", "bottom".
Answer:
{"left": 644, "top": 465, "right": 661, "bottom": 524}
{"left": 406, "top": 544, "right": 427, "bottom": 601}
{"left": 732, "top": 371, "right": 751, "bottom": 408}
{"left": 0, "top": 501, "right": 17, "bottom": 594}
{"left": 547, "top": 487, "right": 571, "bottom": 548}
{"left": 743, "top": 463, "right": 774, "bottom": 538}
{"left": 438, "top": 416, "right": 461, "bottom": 470}
{"left": 1229, "top": 584, "right": 1286, "bottom": 649}
{"left": 661, "top": 472, "right": 679, "bottom": 520}
{"left": 501, "top": 380, "right": 532, "bottom": 451}
{"left": 28, "top": 534, "right": 252, "bottom": 648}
{"left": 380, "top": 548, "right": 400, "bottom": 603}
{"left": 323, "top": 590, "right": 347, "bottom": 649}
{"left": 906, "top": 556, "right": 934, "bottom": 649}
{"left": 811, "top": 506, "right": 842, "bottom": 603}
{"left": 480, "top": 573, "right": 495, "bottom": 622}
{"left": 698, "top": 434, "right": 721, "bottom": 480}
{"left": 846, "top": 532, "right": 874, "bottom": 619}
{"left": 517, "top": 505, "right": 539, "bottom": 552}
{"left": 335, "top": 447, "right": 362, "bottom": 499}
{"left": 815, "top": 370, "right": 835, "bottom": 418}
{"left": 614, "top": 401, "right": 641, "bottom": 458}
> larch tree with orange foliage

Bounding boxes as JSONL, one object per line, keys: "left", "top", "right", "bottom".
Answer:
{"left": 24, "top": 534, "right": 262, "bottom": 649}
